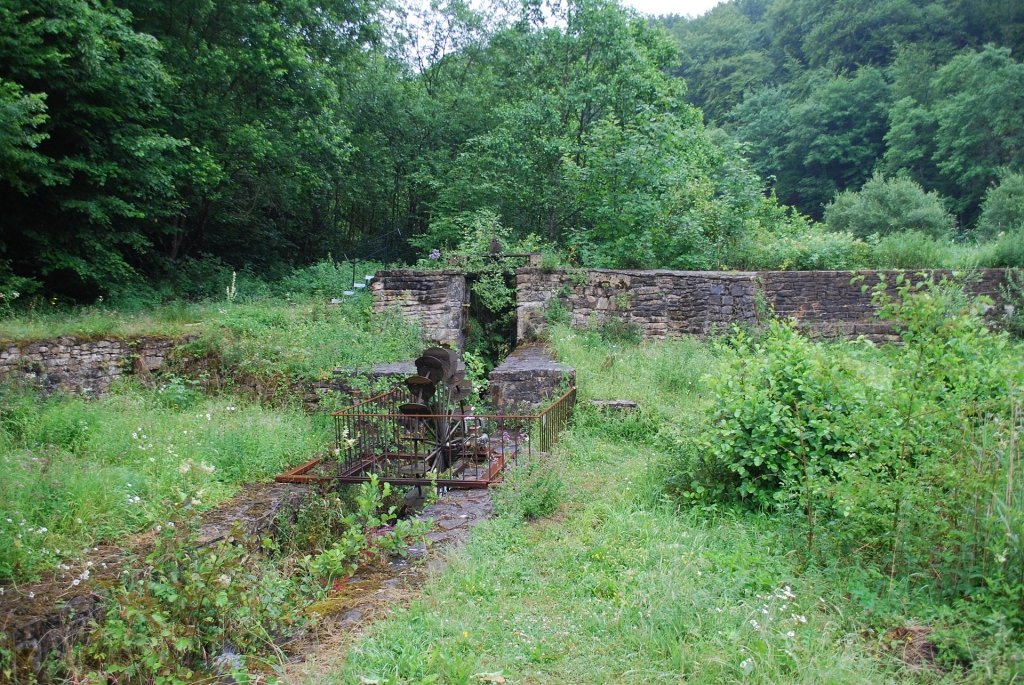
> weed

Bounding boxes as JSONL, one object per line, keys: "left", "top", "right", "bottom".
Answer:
{"left": 85, "top": 514, "right": 305, "bottom": 681}
{"left": 492, "top": 452, "right": 566, "bottom": 521}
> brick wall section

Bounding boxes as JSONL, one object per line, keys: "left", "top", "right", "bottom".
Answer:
{"left": 0, "top": 336, "right": 181, "bottom": 394}
{"left": 518, "top": 267, "right": 1012, "bottom": 342}
{"left": 516, "top": 268, "right": 759, "bottom": 341}
{"left": 760, "top": 269, "right": 1007, "bottom": 322}
{"left": 371, "top": 269, "right": 468, "bottom": 349}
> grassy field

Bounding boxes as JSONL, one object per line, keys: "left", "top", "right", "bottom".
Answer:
{"left": 0, "top": 381, "right": 331, "bottom": 583}
{"left": 320, "top": 330, "right": 943, "bottom": 684}
{"left": 0, "top": 277, "right": 423, "bottom": 583}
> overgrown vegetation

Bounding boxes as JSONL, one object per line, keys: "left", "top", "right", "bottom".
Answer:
{"left": 322, "top": 290, "right": 1024, "bottom": 681}
{"left": 328, "top": 327, "right": 963, "bottom": 683}
{"left": 670, "top": 276, "right": 1024, "bottom": 677}
{"left": 0, "top": 382, "right": 327, "bottom": 583}
{"left": 74, "top": 476, "right": 429, "bottom": 682}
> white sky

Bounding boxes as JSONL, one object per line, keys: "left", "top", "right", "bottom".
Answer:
{"left": 620, "top": 0, "right": 724, "bottom": 18}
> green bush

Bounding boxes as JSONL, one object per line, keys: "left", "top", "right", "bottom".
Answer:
{"left": 977, "top": 172, "right": 1024, "bottom": 240}
{"left": 87, "top": 517, "right": 304, "bottom": 681}
{"left": 824, "top": 173, "right": 955, "bottom": 239}
{"left": 493, "top": 452, "right": 566, "bottom": 521}
{"left": 729, "top": 225, "right": 868, "bottom": 270}
{"left": 991, "top": 227, "right": 1024, "bottom": 267}
{"left": 866, "top": 230, "right": 957, "bottom": 268}
{"left": 670, "top": 276, "right": 1024, "bottom": 626}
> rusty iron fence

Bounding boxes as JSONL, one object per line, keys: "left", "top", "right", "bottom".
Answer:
{"left": 276, "top": 386, "right": 576, "bottom": 488}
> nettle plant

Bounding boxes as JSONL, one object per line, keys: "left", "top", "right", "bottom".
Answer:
{"left": 673, "top": 274, "right": 1024, "bottom": 622}
{"left": 87, "top": 517, "right": 302, "bottom": 682}
{"left": 308, "top": 475, "right": 431, "bottom": 582}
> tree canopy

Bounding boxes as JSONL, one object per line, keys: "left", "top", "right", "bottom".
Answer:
{"left": 2, "top": 0, "right": 1023, "bottom": 301}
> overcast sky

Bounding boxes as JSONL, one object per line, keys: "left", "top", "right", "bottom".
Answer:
{"left": 620, "top": 0, "right": 723, "bottom": 18}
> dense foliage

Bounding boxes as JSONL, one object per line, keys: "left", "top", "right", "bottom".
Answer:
{"left": 671, "top": 277, "right": 1024, "bottom": 668}
{"left": 664, "top": 0, "right": 1024, "bottom": 227}
{"left": 2, "top": 0, "right": 1023, "bottom": 304}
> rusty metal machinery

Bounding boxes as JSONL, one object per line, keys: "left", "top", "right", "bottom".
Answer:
{"left": 276, "top": 347, "right": 576, "bottom": 488}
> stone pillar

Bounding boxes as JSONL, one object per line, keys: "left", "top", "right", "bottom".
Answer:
{"left": 371, "top": 269, "right": 468, "bottom": 349}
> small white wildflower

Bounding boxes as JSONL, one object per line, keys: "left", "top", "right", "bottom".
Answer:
{"left": 786, "top": 631, "right": 795, "bottom": 638}
{"left": 166, "top": 522, "right": 175, "bottom": 528}
{"left": 794, "top": 614, "right": 807, "bottom": 624}
{"left": 750, "top": 619, "right": 760, "bottom": 629}
{"left": 155, "top": 525, "right": 162, "bottom": 532}
{"left": 28, "top": 591, "right": 35, "bottom": 599}
{"left": 205, "top": 413, "right": 211, "bottom": 421}
{"left": 132, "top": 433, "right": 138, "bottom": 439}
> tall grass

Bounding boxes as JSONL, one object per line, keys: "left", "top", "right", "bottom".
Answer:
{"left": 0, "top": 381, "right": 331, "bottom": 582}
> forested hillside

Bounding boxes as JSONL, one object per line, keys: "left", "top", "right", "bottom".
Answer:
{"left": 663, "top": 0, "right": 1024, "bottom": 222}
{"left": 1, "top": 0, "right": 1023, "bottom": 304}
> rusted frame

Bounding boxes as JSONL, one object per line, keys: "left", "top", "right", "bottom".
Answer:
{"left": 276, "top": 386, "right": 577, "bottom": 488}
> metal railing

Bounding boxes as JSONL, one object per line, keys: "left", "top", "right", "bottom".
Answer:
{"left": 276, "top": 386, "right": 576, "bottom": 488}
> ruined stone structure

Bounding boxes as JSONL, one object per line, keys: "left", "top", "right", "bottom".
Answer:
{"left": 489, "top": 344, "right": 576, "bottom": 409}
{"left": 516, "top": 267, "right": 1012, "bottom": 343}
{"left": 0, "top": 335, "right": 182, "bottom": 394}
{"left": 516, "top": 268, "right": 760, "bottom": 341}
{"left": 370, "top": 269, "right": 468, "bottom": 349}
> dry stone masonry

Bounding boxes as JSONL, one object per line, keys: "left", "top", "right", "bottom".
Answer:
{"left": 517, "top": 267, "right": 1012, "bottom": 343}
{"left": 0, "top": 335, "right": 181, "bottom": 394}
{"left": 489, "top": 344, "right": 575, "bottom": 410}
{"left": 516, "top": 268, "right": 759, "bottom": 341}
{"left": 371, "top": 269, "right": 468, "bottom": 349}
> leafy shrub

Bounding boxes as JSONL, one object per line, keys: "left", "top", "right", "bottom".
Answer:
{"left": 542, "top": 296, "right": 571, "bottom": 328}
{"left": 594, "top": 316, "right": 642, "bottom": 344}
{"left": 824, "top": 173, "right": 955, "bottom": 239}
{"left": 730, "top": 225, "right": 869, "bottom": 271}
{"left": 977, "top": 172, "right": 1024, "bottom": 240}
{"left": 866, "top": 230, "right": 957, "bottom": 268}
{"left": 87, "top": 517, "right": 304, "bottom": 681}
{"left": 307, "top": 475, "right": 430, "bottom": 581}
{"left": 276, "top": 257, "right": 381, "bottom": 300}
{"left": 670, "top": 276, "right": 1024, "bottom": 628}
{"left": 990, "top": 227, "right": 1024, "bottom": 267}
{"left": 671, "top": 320, "right": 864, "bottom": 508}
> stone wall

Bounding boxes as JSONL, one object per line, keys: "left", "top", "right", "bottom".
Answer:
{"left": 0, "top": 336, "right": 182, "bottom": 394}
{"left": 516, "top": 268, "right": 759, "bottom": 341}
{"left": 371, "top": 269, "right": 468, "bottom": 349}
{"left": 517, "top": 267, "right": 1012, "bottom": 342}
{"left": 489, "top": 344, "right": 575, "bottom": 409}
{"left": 759, "top": 269, "right": 1008, "bottom": 341}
